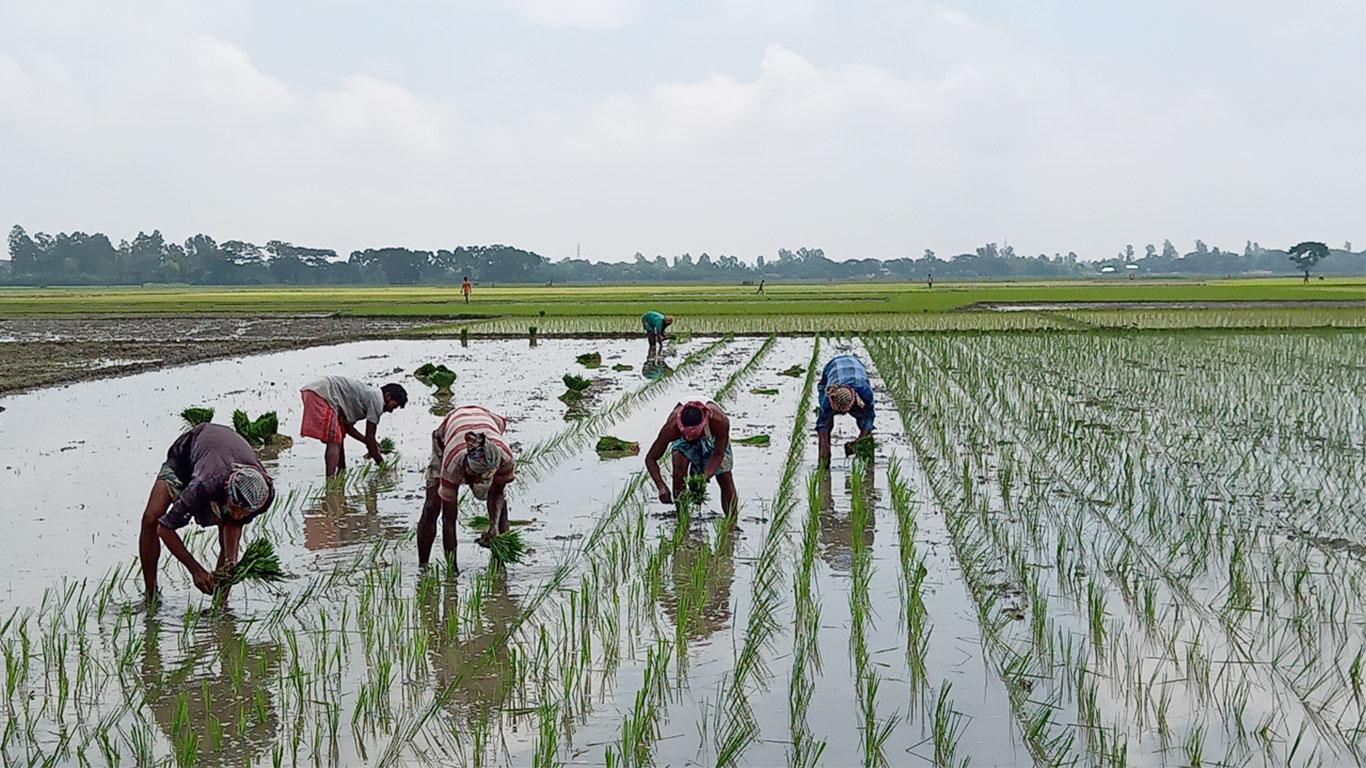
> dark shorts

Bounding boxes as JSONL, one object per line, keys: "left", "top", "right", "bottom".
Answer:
{"left": 670, "top": 437, "right": 734, "bottom": 477}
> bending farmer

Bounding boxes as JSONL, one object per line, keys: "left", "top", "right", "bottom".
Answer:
{"left": 420, "top": 405, "right": 516, "bottom": 570}
{"left": 300, "top": 376, "right": 407, "bottom": 479}
{"left": 641, "top": 310, "right": 674, "bottom": 352}
{"left": 645, "top": 400, "right": 737, "bottom": 517}
{"left": 139, "top": 424, "right": 275, "bottom": 599}
{"left": 816, "top": 354, "right": 876, "bottom": 464}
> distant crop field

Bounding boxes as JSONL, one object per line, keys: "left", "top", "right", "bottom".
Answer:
{"left": 0, "top": 277, "right": 1361, "bottom": 321}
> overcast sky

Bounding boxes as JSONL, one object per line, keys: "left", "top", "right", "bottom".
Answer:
{"left": 1, "top": 0, "right": 1362, "bottom": 262}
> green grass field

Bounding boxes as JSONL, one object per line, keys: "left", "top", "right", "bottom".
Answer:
{"left": 0, "top": 277, "right": 1361, "bottom": 314}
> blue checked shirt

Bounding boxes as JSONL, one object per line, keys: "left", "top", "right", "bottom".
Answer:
{"left": 815, "top": 354, "right": 875, "bottom": 433}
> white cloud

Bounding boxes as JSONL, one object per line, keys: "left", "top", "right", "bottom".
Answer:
{"left": 501, "top": 0, "right": 639, "bottom": 28}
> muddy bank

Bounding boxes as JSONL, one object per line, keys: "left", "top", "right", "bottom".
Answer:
{"left": 0, "top": 315, "right": 431, "bottom": 394}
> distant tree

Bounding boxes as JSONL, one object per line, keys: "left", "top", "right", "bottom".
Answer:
{"left": 1144, "top": 243, "right": 1156, "bottom": 259}
{"left": 1195, "top": 240, "right": 1209, "bottom": 257}
{"left": 1346, "top": 241, "right": 1353, "bottom": 252}
{"left": 923, "top": 248, "right": 934, "bottom": 260}
{"left": 1124, "top": 244, "right": 1135, "bottom": 261}
{"left": 1287, "top": 241, "right": 1330, "bottom": 281}
{"left": 1162, "top": 239, "right": 1179, "bottom": 260}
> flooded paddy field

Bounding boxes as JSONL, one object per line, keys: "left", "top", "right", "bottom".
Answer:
{"left": 1, "top": 329, "right": 1363, "bottom": 767}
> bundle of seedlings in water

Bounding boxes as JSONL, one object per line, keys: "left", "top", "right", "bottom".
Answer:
{"left": 181, "top": 407, "right": 215, "bottom": 427}
{"left": 679, "top": 473, "right": 710, "bottom": 506}
{"left": 848, "top": 434, "right": 876, "bottom": 463}
{"left": 232, "top": 409, "right": 288, "bottom": 449}
{"left": 595, "top": 435, "right": 640, "bottom": 458}
{"left": 734, "top": 434, "right": 771, "bottom": 447}
{"left": 612, "top": 363, "right": 634, "bottom": 372}
{"left": 778, "top": 364, "right": 805, "bottom": 377}
{"left": 560, "top": 373, "right": 593, "bottom": 404}
{"left": 428, "top": 368, "right": 456, "bottom": 396}
{"left": 750, "top": 387, "right": 779, "bottom": 396}
{"left": 576, "top": 351, "right": 602, "bottom": 369}
{"left": 378, "top": 437, "right": 396, "bottom": 454}
{"left": 487, "top": 529, "right": 527, "bottom": 565}
{"left": 215, "top": 538, "right": 288, "bottom": 602}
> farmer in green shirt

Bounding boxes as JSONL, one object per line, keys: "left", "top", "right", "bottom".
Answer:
{"left": 641, "top": 310, "right": 674, "bottom": 352}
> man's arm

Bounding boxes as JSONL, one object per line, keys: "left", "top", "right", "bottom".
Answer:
{"left": 363, "top": 422, "right": 383, "bottom": 462}
{"left": 157, "top": 525, "right": 215, "bottom": 594}
{"left": 702, "top": 412, "right": 730, "bottom": 478}
{"left": 486, "top": 479, "right": 508, "bottom": 532}
{"left": 644, "top": 423, "right": 677, "bottom": 502}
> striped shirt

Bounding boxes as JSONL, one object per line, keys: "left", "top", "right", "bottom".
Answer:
{"left": 434, "top": 405, "right": 514, "bottom": 503}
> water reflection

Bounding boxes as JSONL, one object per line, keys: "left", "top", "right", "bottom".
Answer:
{"left": 418, "top": 570, "right": 523, "bottom": 722}
{"left": 302, "top": 478, "right": 407, "bottom": 551}
{"left": 817, "top": 461, "right": 878, "bottom": 573}
{"left": 138, "top": 611, "right": 283, "bottom": 768}
{"left": 658, "top": 522, "right": 736, "bottom": 641}
{"left": 642, "top": 350, "right": 673, "bottom": 381}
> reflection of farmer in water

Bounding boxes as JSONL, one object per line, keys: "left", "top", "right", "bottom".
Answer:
{"left": 641, "top": 310, "right": 674, "bottom": 353}
{"left": 139, "top": 612, "right": 283, "bottom": 768}
{"left": 645, "top": 400, "right": 738, "bottom": 518}
{"left": 641, "top": 350, "right": 673, "bottom": 382}
{"left": 304, "top": 482, "right": 407, "bottom": 551}
{"left": 657, "top": 527, "right": 736, "bottom": 641}
{"left": 420, "top": 405, "right": 517, "bottom": 570}
{"left": 139, "top": 424, "right": 275, "bottom": 599}
{"left": 418, "top": 571, "right": 521, "bottom": 723}
{"left": 816, "top": 354, "right": 876, "bottom": 465}
{"left": 299, "top": 376, "right": 407, "bottom": 479}
{"left": 815, "top": 463, "right": 877, "bottom": 573}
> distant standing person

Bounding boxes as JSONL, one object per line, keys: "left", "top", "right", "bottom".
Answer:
{"left": 420, "top": 404, "right": 517, "bottom": 570}
{"left": 461, "top": 277, "right": 472, "bottom": 303}
{"left": 642, "top": 310, "right": 674, "bottom": 352}
{"left": 816, "top": 354, "right": 876, "bottom": 464}
{"left": 645, "top": 400, "right": 738, "bottom": 518}
{"left": 756, "top": 280, "right": 765, "bottom": 294}
{"left": 300, "top": 376, "right": 408, "bottom": 479}
{"left": 138, "top": 423, "right": 275, "bottom": 599}
{"left": 927, "top": 273, "right": 933, "bottom": 289}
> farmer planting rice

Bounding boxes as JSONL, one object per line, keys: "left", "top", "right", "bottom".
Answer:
{"left": 816, "top": 353, "right": 876, "bottom": 464}
{"left": 645, "top": 400, "right": 738, "bottom": 517}
{"left": 420, "top": 404, "right": 516, "bottom": 570}
{"left": 138, "top": 423, "right": 275, "bottom": 599}
{"left": 641, "top": 310, "right": 674, "bottom": 352}
{"left": 299, "top": 375, "right": 407, "bottom": 479}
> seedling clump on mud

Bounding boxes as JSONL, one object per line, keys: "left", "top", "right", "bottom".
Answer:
{"left": 750, "top": 387, "right": 779, "bottom": 396}
{"left": 680, "top": 474, "right": 710, "bottom": 506}
{"left": 612, "top": 363, "right": 633, "bottom": 372}
{"left": 595, "top": 435, "right": 640, "bottom": 457}
{"left": 181, "top": 407, "right": 215, "bottom": 427}
{"left": 379, "top": 437, "right": 396, "bottom": 454}
{"left": 216, "top": 538, "right": 288, "bottom": 602}
{"left": 779, "top": 364, "right": 805, "bottom": 377}
{"left": 576, "top": 351, "right": 602, "bottom": 369}
{"left": 233, "top": 410, "right": 286, "bottom": 448}
{"left": 415, "top": 363, "right": 457, "bottom": 394}
{"left": 848, "top": 434, "right": 876, "bottom": 463}
{"left": 563, "top": 373, "right": 592, "bottom": 392}
{"left": 734, "top": 434, "right": 771, "bottom": 447}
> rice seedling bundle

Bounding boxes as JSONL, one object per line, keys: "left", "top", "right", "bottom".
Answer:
{"left": 611, "top": 363, "right": 633, "bottom": 372}
{"left": 848, "top": 434, "right": 876, "bottom": 463}
{"left": 428, "top": 368, "right": 457, "bottom": 395}
{"left": 487, "top": 530, "right": 527, "bottom": 565}
{"left": 180, "top": 407, "right": 214, "bottom": 427}
{"left": 563, "top": 373, "right": 593, "bottom": 392}
{"left": 595, "top": 435, "right": 640, "bottom": 457}
{"left": 378, "top": 437, "right": 396, "bottom": 454}
{"left": 778, "top": 365, "right": 804, "bottom": 377}
{"left": 232, "top": 409, "right": 282, "bottom": 447}
{"left": 220, "top": 538, "right": 288, "bottom": 589}
{"left": 734, "top": 434, "right": 771, "bottom": 447}
{"left": 576, "top": 352, "right": 602, "bottom": 369}
{"left": 750, "top": 387, "right": 779, "bottom": 395}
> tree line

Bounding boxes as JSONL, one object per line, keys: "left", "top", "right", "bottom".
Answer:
{"left": 3, "top": 225, "right": 1359, "bottom": 286}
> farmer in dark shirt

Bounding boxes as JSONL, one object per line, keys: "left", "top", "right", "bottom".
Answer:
{"left": 138, "top": 424, "right": 275, "bottom": 599}
{"left": 816, "top": 354, "right": 876, "bottom": 464}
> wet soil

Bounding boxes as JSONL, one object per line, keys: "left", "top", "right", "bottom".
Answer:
{"left": 0, "top": 315, "right": 428, "bottom": 394}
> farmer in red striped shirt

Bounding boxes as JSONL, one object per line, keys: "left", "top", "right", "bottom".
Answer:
{"left": 420, "top": 405, "right": 516, "bottom": 570}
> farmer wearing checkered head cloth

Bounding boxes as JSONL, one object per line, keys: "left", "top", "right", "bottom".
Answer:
{"left": 138, "top": 424, "right": 276, "bottom": 600}
{"left": 644, "top": 399, "right": 739, "bottom": 519}
{"left": 816, "top": 354, "right": 876, "bottom": 464}
{"left": 420, "top": 405, "right": 517, "bottom": 570}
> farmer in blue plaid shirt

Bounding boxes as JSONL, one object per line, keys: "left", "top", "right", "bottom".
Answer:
{"left": 816, "top": 354, "right": 876, "bottom": 464}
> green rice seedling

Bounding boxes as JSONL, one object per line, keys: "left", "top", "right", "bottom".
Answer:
{"left": 218, "top": 538, "right": 288, "bottom": 593}
{"left": 733, "top": 434, "right": 770, "bottom": 447}
{"left": 413, "top": 362, "right": 438, "bottom": 380}
{"left": 576, "top": 351, "right": 602, "bottom": 368}
{"left": 180, "top": 407, "right": 214, "bottom": 427}
{"left": 595, "top": 436, "right": 640, "bottom": 457}
{"left": 848, "top": 434, "right": 876, "bottom": 463}
{"left": 487, "top": 530, "right": 527, "bottom": 565}
{"left": 680, "top": 474, "right": 709, "bottom": 507}
{"left": 378, "top": 437, "right": 396, "bottom": 454}
{"left": 563, "top": 373, "right": 593, "bottom": 392}
{"left": 232, "top": 409, "right": 282, "bottom": 447}
{"left": 749, "top": 387, "right": 779, "bottom": 395}
{"left": 612, "top": 363, "right": 633, "bottom": 372}
{"left": 778, "top": 364, "right": 804, "bottom": 377}
{"left": 428, "top": 367, "right": 456, "bottom": 395}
